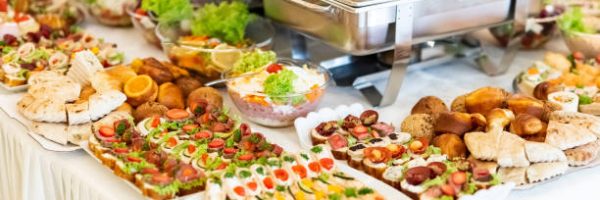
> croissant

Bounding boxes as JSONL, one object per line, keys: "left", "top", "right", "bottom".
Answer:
{"left": 507, "top": 95, "right": 545, "bottom": 120}
{"left": 433, "top": 133, "right": 467, "bottom": 159}
{"left": 435, "top": 112, "right": 473, "bottom": 136}
{"left": 465, "top": 87, "right": 510, "bottom": 115}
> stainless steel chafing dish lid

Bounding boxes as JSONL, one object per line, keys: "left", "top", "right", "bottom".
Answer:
{"left": 332, "top": 0, "right": 397, "bottom": 7}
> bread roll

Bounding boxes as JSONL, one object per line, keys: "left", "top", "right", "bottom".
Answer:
{"left": 507, "top": 95, "right": 545, "bottom": 120}
{"left": 188, "top": 87, "right": 223, "bottom": 108}
{"left": 451, "top": 94, "right": 467, "bottom": 112}
{"left": 434, "top": 112, "right": 473, "bottom": 136}
{"left": 510, "top": 114, "right": 544, "bottom": 136}
{"left": 133, "top": 102, "right": 168, "bottom": 122}
{"left": 411, "top": 96, "right": 448, "bottom": 115}
{"left": 176, "top": 76, "right": 202, "bottom": 97}
{"left": 465, "top": 87, "right": 509, "bottom": 115}
{"left": 401, "top": 114, "right": 435, "bottom": 141}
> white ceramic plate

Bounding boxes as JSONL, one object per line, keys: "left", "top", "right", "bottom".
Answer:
{"left": 0, "top": 82, "right": 28, "bottom": 92}
{"left": 294, "top": 103, "right": 365, "bottom": 149}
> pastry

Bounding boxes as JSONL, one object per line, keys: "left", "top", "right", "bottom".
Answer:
{"left": 137, "top": 57, "right": 174, "bottom": 84}
{"left": 564, "top": 139, "right": 600, "bottom": 167}
{"left": 510, "top": 114, "right": 545, "bottom": 136}
{"left": 546, "top": 121, "right": 597, "bottom": 150}
{"left": 311, "top": 121, "right": 340, "bottom": 145}
{"left": 524, "top": 141, "right": 567, "bottom": 163}
{"left": 66, "top": 102, "right": 91, "bottom": 125}
{"left": 432, "top": 133, "right": 466, "bottom": 159}
{"left": 451, "top": 94, "right": 467, "bottom": 112}
{"left": 400, "top": 114, "right": 435, "bottom": 141}
{"left": 158, "top": 82, "right": 185, "bottom": 109}
{"left": 497, "top": 132, "right": 530, "bottom": 167}
{"left": 543, "top": 51, "right": 571, "bottom": 73}
{"left": 485, "top": 108, "right": 514, "bottom": 132}
{"left": 410, "top": 96, "right": 448, "bottom": 115}
{"left": 175, "top": 76, "right": 202, "bottom": 98}
{"left": 465, "top": 87, "right": 509, "bottom": 115}
{"left": 497, "top": 167, "right": 527, "bottom": 185}
{"left": 434, "top": 112, "right": 474, "bottom": 136}
{"left": 105, "top": 65, "right": 137, "bottom": 84}
{"left": 90, "top": 71, "right": 122, "bottom": 92}
{"left": 550, "top": 111, "right": 600, "bottom": 137}
{"left": 464, "top": 131, "right": 499, "bottom": 161}
{"left": 507, "top": 95, "right": 546, "bottom": 120}
{"left": 400, "top": 114, "right": 435, "bottom": 139}
{"left": 526, "top": 161, "right": 568, "bottom": 183}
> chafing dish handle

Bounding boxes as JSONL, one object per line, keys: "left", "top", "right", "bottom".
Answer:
{"left": 284, "top": 0, "right": 331, "bottom": 13}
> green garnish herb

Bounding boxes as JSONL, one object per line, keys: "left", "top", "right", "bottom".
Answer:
{"left": 276, "top": 185, "right": 286, "bottom": 192}
{"left": 191, "top": 1, "right": 251, "bottom": 45}
{"left": 225, "top": 136, "right": 235, "bottom": 148}
{"left": 300, "top": 153, "right": 309, "bottom": 161}
{"left": 357, "top": 187, "right": 374, "bottom": 195}
{"left": 141, "top": 0, "right": 193, "bottom": 24}
{"left": 256, "top": 166, "right": 264, "bottom": 175}
{"left": 264, "top": 69, "right": 298, "bottom": 103}
{"left": 283, "top": 156, "right": 295, "bottom": 163}
{"left": 239, "top": 170, "right": 252, "bottom": 178}
{"left": 310, "top": 145, "right": 323, "bottom": 154}
{"left": 344, "top": 187, "right": 358, "bottom": 197}
{"left": 116, "top": 122, "right": 127, "bottom": 135}
{"left": 579, "top": 94, "right": 593, "bottom": 105}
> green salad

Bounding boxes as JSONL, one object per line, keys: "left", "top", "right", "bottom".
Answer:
{"left": 191, "top": 1, "right": 252, "bottom": 45}
{"left": 558, "top": 7, "right": 596, "bottom": 35}
{"left": 231, "top": 50, "right": 277, "bottom": 75}
{"left": 141, "top": 0, "right": 194, "bottom": 24}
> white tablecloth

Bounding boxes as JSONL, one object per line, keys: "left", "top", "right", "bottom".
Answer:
{"left": 2, "top": 20, "right": 600, "bottom": 200}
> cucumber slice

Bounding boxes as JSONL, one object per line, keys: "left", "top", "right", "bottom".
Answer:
{"left": 287, "top": 186, "right": 296, "bottom": 200}
{"left": 333, "top": 172, "right": 355, "bottom": 181}
{"left": 297, "top": 182, "right": 314, "bottom": 194}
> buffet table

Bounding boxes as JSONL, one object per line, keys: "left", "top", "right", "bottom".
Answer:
{"left": 2, "top": 22, "right": 600, "bottom": 200}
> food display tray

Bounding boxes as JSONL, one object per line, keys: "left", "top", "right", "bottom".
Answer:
{"left": 0, "top": 82, "right": 28, "bottom": 92}
{"left": 294, "top": 104, "right": 516, "bottom": 199}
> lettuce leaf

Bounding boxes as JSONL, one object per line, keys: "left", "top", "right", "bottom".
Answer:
{"left": 264, "top": 69, "right": 298, "bottom": 102}
{"left": 231, "top": 50, "right": 276, "bottom": 75}
{"left": 558, "top": 7, "right": 596, "bottom": 35}
{"left": 141, "top": 0, "right": 193, "bottom": 24}
{"left": 190, "top": 1, "right": 251, "bottom": 45}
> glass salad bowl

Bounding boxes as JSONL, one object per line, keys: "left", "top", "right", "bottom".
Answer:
{"left": 87, "top": 0, "right": 136, "bottom": 26}
{"left": 155, "top": 16, "right": 274, "bottom": 81}
{"left": 224, "top": 58, "right": 331, "bottom": 127}
{"left": 127, "top": 7, "right": 161, "bottom": 48}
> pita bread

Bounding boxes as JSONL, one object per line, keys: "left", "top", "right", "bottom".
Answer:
{"left": 17, "top": 94, "right": 35, "bottom": 113}
{"left": 27, "top": 71, "right": 64, "bottom": 85}
{"left": 497, "top": 132, "right": 530, "bottom": 167}
{"left": 565, "top": 139, "right": 600, "bottom": 167}
{"left": 550, "top": 111, "right": 600, "bottom": 137}
{"left": 525, "top": 141, "right": 567, "bottom": 163}
{"left": 67, "top": 123, "right": 91, "bottom": 145}
{"left": 497, "top": 167, "right": 527, "bottom": 185}
{"left": 31, "top": 122, "right": 68, "bottom": 145}
{"left": 464, "top": 131, "right": 499, "bottom": 161}
{"left": 22, "top": 98, "right": 67, "bottom": 123}
{"left": 88, "top": 90, "right": 127, "bottom": 121}
{"left": 526, "top": 161, "right": 568, "bottom": 183}
{"left": 66, "top": 102, "right": 91, "bottom": 125}
{"left": 546, "top": 121, "right": 597, "bottom": 150}
{"left": 90, "top": 72, "right": 121, "bottom": 93}
{"left": 28, "top": 79, "right": 81, "bottom": 102}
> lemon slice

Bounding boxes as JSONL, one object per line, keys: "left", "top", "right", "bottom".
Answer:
{"left": 124, "top": 75, "right": 157, "bottom": 106}
{"left": 211, "top": 44, "right": 242, "bottom": 72}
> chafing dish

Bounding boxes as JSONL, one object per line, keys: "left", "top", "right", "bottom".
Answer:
{"left": 264, "top": 0, "right": 512, "bottom": 55}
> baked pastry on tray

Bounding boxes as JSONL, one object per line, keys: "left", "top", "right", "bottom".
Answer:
{"left": 564, "top": 139, "right": 600, "bottom": 167}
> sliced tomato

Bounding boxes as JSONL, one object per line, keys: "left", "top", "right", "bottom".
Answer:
{"left": 183, "top": 124, "right": 198, "bottom": 133}
{"left": 216, "top": 162, "right": 229, "bottom": 170}
{"left": 238, "top": 153, "right": 254, "bottom": 161}
{"left": 150, "top": 115, "right": 161, "bottom": 128}
{"left": 208, "top": 138, "right": 225, "bottom": 149}
{"left": 181, "top": 167, "right": 196, "bottom": 177}
{"left": 326, "top": 134, "right": 348, "bottom": 150}
{"left": 273, "top": 169, "right": 289, "bottom": 181}
{"left": 266, "top": 63, "right": 283, "bottom": 73}
{"left": 141, "top": 167, "right": 159, "bottom": 175}
{"left": 113, "top": 147, "right": 128, "bottom": 154}
{"left": 223, "top": 147, "right": 237, "bottom": 155}
{"left": 319, "top": 158, "right": 335, "bottom": 170}
{"left": 166, "top": 109, "right": 190, "bottom": 120}
{"left": 127, "top": 156, "right": 142, "bottom": 163}
{"left": 308, "top": 162, "right": 321, "bottom": 173}
{"left": 410, "top": 138, "right": 429, "bottom": 154}
{"left": 0, "top": 0, "right": 7, "bottom": 12}
{"left": 240, "top": 123, "right": 251, "bottom": 136}
{"left": 193, "top": 130, "right": 212, "bottom": 140}
{"left": 99, "top": 126, "right": 115, "bottom": 137}
{"left": 386, "top": 144, "right": 406, "bottom": 158}
{"left": 247, "top": 181, "right": 258, "bottom": 191}
{"left": 151, "top": 173, "right": 172, "bottom": 185}
{"left": 239, "top": 140, "right": 255, "bottom": 151}
{"left": 103, "top": 137, "right": 119, "bottom": 143}
{"left": 263, "top": 177, "right": 274, "bottom": 189}
{"left": 291, "top": 164, "right": 307, "bottom": 179}
{"left": 166, "top": 137, "right": 178, "bottom": 148}
{"left": 233, "top": 186, "right": 246, "bottom": 196}
{"left": 187, "top": 144, "right": 196, "bottom": 154}
{"left": 135, "top": 8, "right": 147, "bottom": 16}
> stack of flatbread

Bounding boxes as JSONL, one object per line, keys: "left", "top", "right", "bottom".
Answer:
{"left": 546, "top": 111, "right": 600, "bottom": 167}
{"left": 16, "top": 55, "right": 127, "bottom": 145}
{"left": 465, "top": 131, "right": 568, "bottom": 186}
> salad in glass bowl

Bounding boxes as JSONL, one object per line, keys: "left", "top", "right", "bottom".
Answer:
{"left": 155, "top": 1, "right": 274, "bottom": 81}
{"left": 225, "top": 58, "right": 330, "bottom": 127}
{"left": 85, "top": 0, "right": 136, "bottom": 26}
{"left": 28, "top": 0, "right": 85, "bottom": 30}
{"left": 127, "top": 0, "right": 195, "bottom": 48}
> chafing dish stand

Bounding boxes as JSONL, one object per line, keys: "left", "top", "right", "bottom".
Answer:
{"left": 266, "top": 0, "right": 529, "bottom": 107}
